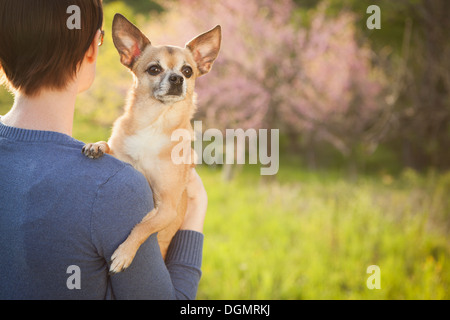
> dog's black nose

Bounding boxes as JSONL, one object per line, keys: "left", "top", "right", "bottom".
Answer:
{"left": 169, "top": 74, "right": 184, "bottom": 85}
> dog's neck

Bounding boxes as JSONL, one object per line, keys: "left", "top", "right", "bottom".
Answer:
{"left": 125, "top": 89, "right": 196, "bottom": 134}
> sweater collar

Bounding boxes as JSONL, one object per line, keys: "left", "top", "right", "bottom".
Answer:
{"left": 0, "top": 117, "right": 77, "bottom": 144}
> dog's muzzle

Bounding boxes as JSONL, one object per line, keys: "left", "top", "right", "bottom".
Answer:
{"left": 167, "top": 74, "right": 184, "bottom": 96}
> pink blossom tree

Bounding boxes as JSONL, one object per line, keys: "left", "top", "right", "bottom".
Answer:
{"left": 285, "top": 5, "right": 385, "bottom": 171}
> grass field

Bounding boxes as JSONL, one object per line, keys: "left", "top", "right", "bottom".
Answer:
{"left": 196, "top": 163, "right": 450, "bottom": 299}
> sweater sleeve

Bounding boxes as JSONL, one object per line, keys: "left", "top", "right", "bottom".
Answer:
{"left": 166, "top": 230, "right": 204, "bottom": 299}
{"left": 90, "top": 164, "right": 203, "bottom": 300}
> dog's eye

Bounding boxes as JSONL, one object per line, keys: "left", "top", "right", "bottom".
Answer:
{"left": 182, "top": 66, "right": 193, "bottom": 78}
{"left": 147, "top": 65, "right": 162, "bottom": 76}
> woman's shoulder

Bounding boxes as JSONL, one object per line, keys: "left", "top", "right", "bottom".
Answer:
{"left": 62, "top": 140, "right": 154, "bottom": 214}
{"left": 69, "top": 146, "right": 155, "bottom": 262}
{"left": 81, "top": 152, "right": 153, "bottom": 206}
{"left": 83, "top": 152, "right": 155, "bottom": 241}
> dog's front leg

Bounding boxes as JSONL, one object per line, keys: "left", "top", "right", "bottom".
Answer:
{"left": 109, "top": 199, "right": 178, "bottom": 274}
{"left": 82, "top": 141, "right": 111, "bottom": 159}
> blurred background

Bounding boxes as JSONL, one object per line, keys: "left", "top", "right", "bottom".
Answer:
{"left": 1, "top": 0, "right": 449, "bottom": 299}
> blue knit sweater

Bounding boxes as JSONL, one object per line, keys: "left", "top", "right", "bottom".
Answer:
{"left": 0, "top": 119, "right": 203, "bottom": 300}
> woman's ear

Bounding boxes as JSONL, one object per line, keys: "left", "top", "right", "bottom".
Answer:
{"left": 77, "top": 30, "right": 101, "bottom": 93}
{"left": 84, "top": 29, "right": 101, "bottom": 64}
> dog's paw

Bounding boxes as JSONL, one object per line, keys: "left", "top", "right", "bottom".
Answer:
{"left": 82, "top": 143, "right": 106, "bottom": 159}
{"left": 109, "top": 243, "right": 137, "bottom": 274}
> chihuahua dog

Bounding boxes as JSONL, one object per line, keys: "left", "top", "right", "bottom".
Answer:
{"left": 82, "top": 14, "right": 221, "bottom": 273}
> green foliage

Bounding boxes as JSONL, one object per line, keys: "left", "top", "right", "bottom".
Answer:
{"left": 102, "top": 0, "right": 164, "bottom": 15}
{"left": 0, "top": 88, "right": 13, "bottom": 116}
{"left": 294, "top": 0, "right": 416, "bottom": 53}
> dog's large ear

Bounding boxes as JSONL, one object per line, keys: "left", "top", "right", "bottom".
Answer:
{"left": 112, "top": 14, "right": 150, "bottom": 69}
{"left": 185, "top": 25, "right": 221, "bottom": 76}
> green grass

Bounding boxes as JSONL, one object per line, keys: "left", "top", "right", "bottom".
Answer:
{"left": 196, "top": 164, "right": 450, "bottom": 299}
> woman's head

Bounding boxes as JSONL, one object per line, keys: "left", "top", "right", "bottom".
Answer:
{"left": 0, "top": 0, "right": 103, "bottom": 96}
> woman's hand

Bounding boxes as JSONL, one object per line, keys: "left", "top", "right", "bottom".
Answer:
{"left": 180, "top": 168, "right": 208, "bottom": 233}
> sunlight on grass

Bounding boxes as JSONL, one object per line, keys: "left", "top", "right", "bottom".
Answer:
{"left": 196, "top": 165, "right": 450, "bottom": 299}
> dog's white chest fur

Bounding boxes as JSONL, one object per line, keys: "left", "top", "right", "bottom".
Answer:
{"left": 124, "top": 125, "right": 169, "bottom": 173}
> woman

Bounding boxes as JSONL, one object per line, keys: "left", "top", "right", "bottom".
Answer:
{"left": 0, "top": 0, "right": 207, "bottom": 299}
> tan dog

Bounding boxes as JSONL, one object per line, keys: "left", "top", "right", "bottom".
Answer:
{"left": 82, "top": 14, "right": 221, "bottom": 274}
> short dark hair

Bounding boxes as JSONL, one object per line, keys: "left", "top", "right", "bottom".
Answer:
{"left": 0, "top": 0, "right": 103, "bottom": 96}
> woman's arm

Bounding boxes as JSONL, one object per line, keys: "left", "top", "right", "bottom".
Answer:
{"left": 165, "top": 168, "right": 208, "bottom": 299}
{"left": 91, "top": 165, "right": 207, "bottom": 299}
{"left": 180, "top": 168, "right": 208, "bottom": 233}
